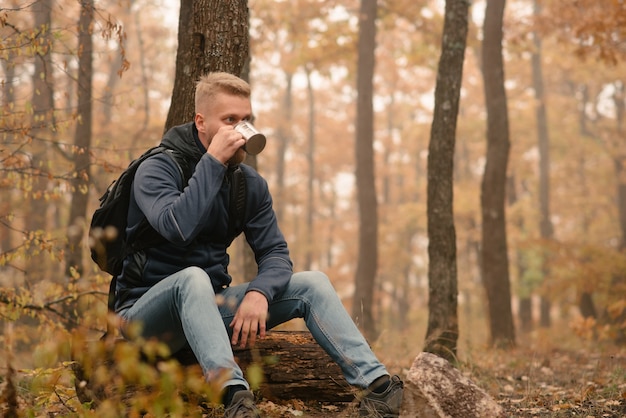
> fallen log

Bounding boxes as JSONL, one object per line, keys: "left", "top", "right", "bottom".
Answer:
{"left": 175, "top": 330, "right": 355, "bottom": 402}
{"left": 73, "top": 331, "right": 355, "bottom": 405}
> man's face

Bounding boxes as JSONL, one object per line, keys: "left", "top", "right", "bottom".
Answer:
{"left": 196, "top": 92, "right": 252, "bottom": 164}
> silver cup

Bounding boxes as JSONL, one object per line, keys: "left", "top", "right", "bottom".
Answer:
{"left": 234, "top": 121, "right": 267, "bottom": 155}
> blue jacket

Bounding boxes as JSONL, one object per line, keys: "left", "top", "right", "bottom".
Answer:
{"left": 114, "top": 122, "right": 293, "bottom": 311}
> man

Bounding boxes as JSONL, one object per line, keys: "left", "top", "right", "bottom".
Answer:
{"left": 115, "top": 72, "right": 403, "bottom": 417}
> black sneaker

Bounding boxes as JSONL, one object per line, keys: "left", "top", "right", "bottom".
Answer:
{"left": 359, "top": 375, "right": 404, "bottom": 417}
{"left": 223, "top": 390, "right": 260, "bottom": 418}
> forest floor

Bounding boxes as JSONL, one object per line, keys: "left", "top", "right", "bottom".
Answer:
{"left": 246, "top": 333, "right": 626, "bottom": 418}
{"left": 246, "top": 348, "right": 626, "bottom": 417}
{"left": 4, "top": 323, "right": 626, "bottom": 417}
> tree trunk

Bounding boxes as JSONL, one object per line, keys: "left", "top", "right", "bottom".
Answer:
{"left": 574, "top": 95, "right": 599, "bottom": 324}
{"left": 66, "top": 0, "right": 94, "bottom": 278}
{"left": 27, "top": 0, "right": 55, "bottom": 283}
{"left": 304, "top": 67, "right": 315, "bottom": 270}
{"left": 0, "top": 53, "right": 16, "bottom": 263}
{"left": 532, "top": 0, "right": 554, "bottom": 329}
{"left": 480, "top": 0, "right": 515, "bottom": 347}
{"left": 579, "top": 292, "right": 597, "bottom": 319}
{"left": 613, "top": 81, "right": 626, "bottom": 251}
{"left": 508, "top": 175, "right": 532, "bottom": 333}
{"left": 352, "top": 0, "right": 379, "bottom": 342}
{"left": 66, "top": 0, "right": 94, "bottom": 277}
{"left": 63, "top": 0, "right": 94, "bottom": 329}
{"left": 423, "top": 0, "right": 468, "bottom": 362}
{"left": 611, "top": 81, "right": 626, "bottom": 344}
{"left": 102, "top": 1, "right": 134, "bottom": 126}
{"left": 240, "top": 54, "right": 259, "bottom": 280}
{"left": 164, "top": 0, "right": 250, "bottom": 130}
{"left": 273, "top": 72, "right": 293, "bottom": 223}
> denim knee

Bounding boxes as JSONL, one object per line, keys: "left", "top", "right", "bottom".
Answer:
{"left": 291, "top": 271, "right": 337, "bottom": 298}
{"left": 176, "top": 266, "right": 215, "bottom": 298}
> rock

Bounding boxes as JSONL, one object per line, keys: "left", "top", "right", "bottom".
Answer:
{"left": 400, "top": 352, "right": 505, "bottom": 418}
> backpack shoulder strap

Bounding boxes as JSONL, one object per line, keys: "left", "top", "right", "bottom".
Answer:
{"left": 227, "top": 165, "right": 247, "bottom": 238}
{"left": 161, "top": 148, "right": 193, "bottom": 187}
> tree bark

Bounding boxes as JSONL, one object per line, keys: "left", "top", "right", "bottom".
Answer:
{"left": 66, "top": 0, "right": 94, "bottom": 279}
{"left": 508, "top": 175, "right": 532, "bottom": 333}
{"left": 532, "top": 0, "right": 554, "bottom": 329}
{"left": 612, "top": 81, "right": 626, "bottom": 251}
{"left": 26, "top": 0, "right": 55, "bottom": 283}
{"left": 273, "top": 72, "right": 293, "bottom": 223}
{"left": 232, "top": 332, "right": 353, "bottom": 402}
{"left": 352, "top": 0, "right": 379, "bottom": 342}
{"left": 239, "top": 54, "right": 259, "bottom": 280}
{"left": 611, "top": 82, "right": 626, "bottom": 344}
{"left": 1, "top": 37, "right": 17, "bottom": 267}
{"left": 480, "top": 0, "right": 515, "bottom": 348}
{"left": 304, "top": 67, "right": 315, "bottom": 270}
{"left": 423, "top": 0, "right": 468, "bottom": 361}
{"left": 164, "top": 0, "right": 250, "bottom": 130}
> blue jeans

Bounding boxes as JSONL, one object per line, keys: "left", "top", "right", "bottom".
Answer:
{"left": 118, "top": 267, "right": 388, "bottom": 390}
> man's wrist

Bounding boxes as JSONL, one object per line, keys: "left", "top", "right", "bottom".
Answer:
{"left": 246, "top": 289, "right": 268, "bottom": 301}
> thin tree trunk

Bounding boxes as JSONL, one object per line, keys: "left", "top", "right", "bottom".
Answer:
{"left": 133, "top": 9, "right": 150, "bottom": 135}
{"left": 352, "top": 0, "right": 379, "bottom": 341}
{"left": 66, "top": 0, "right": 94, "bottom": 283}
{"left": 480, "top": 0, "right": 515, "bottom": 347}
{"left": 27, "top": 0, "right": 55, "bottom": 283}
{"left": 575, "top": 154, "right": 597, "bottom": 322}
{"left": 240, "top": 50, "right": 258, "bottom": 280}
{"left": 273, "top": 72, "right": 293, "bottom": 223}
{"left": 508, "top": 175, "right": 532, "bottom": 333}
{"left": 0, "top": 60, "right": 16, "bottom": 263}
{"left": 304, "top": 67, "right": 315, "bottom": 271}
{"left": 613, "top": 81, "right": 626, "bottom": 250}
{"left": 532, "top": 0, "right": 554, "bottom": 329}
{"left": 423, "top": 0, "right": 469, "bottom": 361}
{"left": 611, "top": 81, "right": 626, "bottom": 344}
{"left": 102, "top": 1, "right": 132, "bottom": 125}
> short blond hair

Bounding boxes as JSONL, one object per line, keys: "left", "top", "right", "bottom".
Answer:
{"left": 195, "top": 72, "right": 251, "bottom": 113}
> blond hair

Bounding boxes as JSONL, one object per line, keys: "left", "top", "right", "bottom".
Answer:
{"left": 195, "top": 72, "right": 251, "bottom": 113}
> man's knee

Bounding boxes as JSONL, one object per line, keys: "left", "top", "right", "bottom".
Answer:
{"left": 177, "top": 266, "right": 215, "bottom": 296}
{"left": 291, "top": 271, "right": 335, "bottom": 295}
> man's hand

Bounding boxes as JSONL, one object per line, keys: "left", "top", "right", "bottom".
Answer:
{"left": 207, "top": 126, "right": 246, "bottom": 165}
{"left": 229, "top": 290, "right": 268, "bottom": 348}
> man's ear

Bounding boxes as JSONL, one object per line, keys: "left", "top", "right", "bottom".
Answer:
{"left": 194, "top": 113, "right": 204, "bottom": 132}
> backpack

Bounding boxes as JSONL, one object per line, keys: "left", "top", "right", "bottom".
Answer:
{"left": 89, "top": 146, "right": 188, "bottom": 277}
{"left": 89, "top": 146, "right": 247, "bottom": 314}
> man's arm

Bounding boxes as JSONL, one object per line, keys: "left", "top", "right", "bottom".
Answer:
{"left": 133, "top": 153, "right": 226, "bottom": 244}
{"left": 229, "top": 170, "right": 293, "bottom": 348}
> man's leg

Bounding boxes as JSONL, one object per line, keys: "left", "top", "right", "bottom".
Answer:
{"left": 118, "top": 266, "right": 248, "bottom": 390}
{"left": 221, "top": 271, "right": 403, "bottom": 416}
{"left": 220, "top": 271, "right": 387, "bottom": 389}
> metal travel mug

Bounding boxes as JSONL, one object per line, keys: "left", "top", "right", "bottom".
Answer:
{"left": 234, "top": 121, "right": 267, "bottom": 155}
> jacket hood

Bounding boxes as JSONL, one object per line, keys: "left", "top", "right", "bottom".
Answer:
{"left": 160, "top": 122, "right": 205, "bottom": 164}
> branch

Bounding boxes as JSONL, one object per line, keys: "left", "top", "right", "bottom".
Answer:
{"left": 0, "top": 290, "right": 106, "bottom": 313}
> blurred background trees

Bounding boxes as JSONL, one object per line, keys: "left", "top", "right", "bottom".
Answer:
{"left": 1, "top": 0, "right": 625, "bottom": 385}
